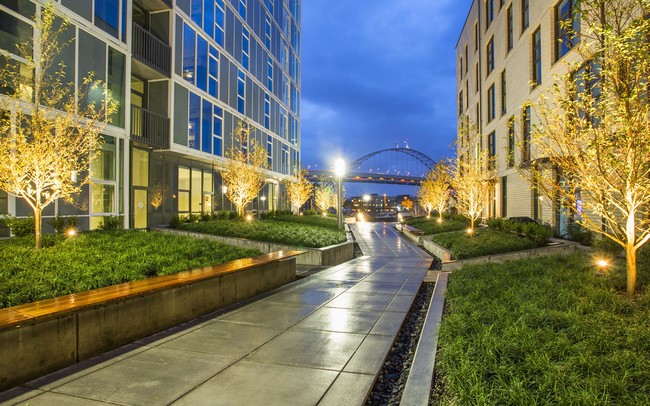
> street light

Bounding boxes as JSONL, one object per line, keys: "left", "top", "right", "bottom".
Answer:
{"left": 335, "top": 158, "right": 345, "bottom": 231}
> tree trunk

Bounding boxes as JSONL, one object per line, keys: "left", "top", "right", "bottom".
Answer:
{"left": 34, "top": 207, "right": 42, "bottom": 249}
{"left": 470, "top": 217, "right": 475, "bottom": 231}
{"left": 239, "top": 204, "right": 245, "bottom": 219}
{"left": 625, "top": 243, "right": 637, "bottom": 297}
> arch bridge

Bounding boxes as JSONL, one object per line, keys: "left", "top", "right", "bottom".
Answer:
{"left": 307, "top": 147, "right": 435, "bottom": 186}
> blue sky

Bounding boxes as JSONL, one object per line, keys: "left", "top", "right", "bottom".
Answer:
{"left": 300, "top": 0, "right": 473, "bottom": 194}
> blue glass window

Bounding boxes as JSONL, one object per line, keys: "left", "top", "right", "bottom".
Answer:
{"left": 487, "top": 84, "right": 496, "bottom": 122}
{"left": 213, "top": 105, "right": 223, "bottom": 156}
{"left": 196, "top": 35, "right": 208, "bottom": 91}
{"left": 215, "top": 0, "right": 224, "bottom": 46}
{"left": 237, "top": 70, "right": 245, "bottom": 114}
{"left": 189, "top": 93, "right": 201, "bottom": 150}
{"left": 267, "top": 57, "right": 273, "bottom": 90}
{"left": 242, "top": 27, "right": 249, "bottom": 69}
{"left": 183, "top": 23, "right": 195, "bottom": 83}
{"left": 121, "top": 0, "right": 126, "bottom": 41}
{"left": 264, "top": 94, "right": 270, "bottom": 129}
{"left": 279, "top": 107, "right": 287, "bottom": 139}
{"left": 202, "top": 99, "right": 212, "bottom": 154}
{"left": 208, "top": 46, "right": 219, "bottom": 97}
{"left": 95, "top": 0, "right": 119, "bottom": 38}
{"left": 203, "top": 0, "right": 214, "bottom": 38}
{"left": 532, "top": 28, "right": 542, "bottom": 87}
{"left": 265, "top": 15, "right": 272, "bottom": 49}
{"left": 239, "top": 0, "right": 247, "bottom": 20}
{"left": 281, "top": 144, "right": 289, "bottom": 174}
{"left": 521, "top": 0, "right": 529, "bottom": 32}
{"left": 191, "top": 0, "right": 202, "bottom": 26}
{"left": 266, "top": 0, "right": 274, "bottom": 16}
{"left": 267, "top": 135, "right": 272, "bottom": 166}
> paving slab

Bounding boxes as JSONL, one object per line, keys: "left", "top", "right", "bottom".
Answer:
{"left": 0, "top": 222, "right": 432, "bottom": 406}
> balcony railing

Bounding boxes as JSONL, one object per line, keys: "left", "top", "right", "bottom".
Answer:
{"left": 132, "top": 22, "right": 170, "bottom": 77}
{"left": 130, "top": 104, "right": 170, "bottom": 150}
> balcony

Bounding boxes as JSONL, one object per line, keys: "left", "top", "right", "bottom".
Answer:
{"left": 137, "top": 0, "right": 171, "bottom": 10}
{"left": 130, "top": 105, "right": 170, "bottom": 150}
{"left": 132, "top": 22, "right": 170, "bottom": 78}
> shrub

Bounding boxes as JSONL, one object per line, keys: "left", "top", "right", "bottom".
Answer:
{"left": 566, "top": 223, "right": 594, "bottom": 245}
{"left": 303, "top": 209, "right": 317, "bottom": 216}
{"left": 199, "top": 212, "right": 212, "bottom": 222}
{"left": 169, "top": 215, "right": 181, "bottom": 228}
{"left": 593, "top": 237, "right": 623, "bottom": 257}
{"left": 228, "top": 211, "right": 239, "bottom": 220}
{"left": 97, "top": 215, "right": 123, "bottom": 231}
{"left": 49, "top": 216, "right": 78, "bottom": 234}
{"left": 3, "top": 215, "right": 35, "bottom": 237}
{"left": 487, "top": 217, "right": 551, "bottom": 246}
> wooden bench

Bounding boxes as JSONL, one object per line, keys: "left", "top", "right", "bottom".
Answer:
{"left": 0, "top": 250, "right": 304, "bottom": 391}
{"left": 403, "top": 225, "right": 425, "bottom": 236}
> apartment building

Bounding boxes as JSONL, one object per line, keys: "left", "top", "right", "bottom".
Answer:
{"left": 0, "top": 0, "right": 300, "bottom": 233}
{"left": 456, "top": 0, "right": 580, "bottom": 234}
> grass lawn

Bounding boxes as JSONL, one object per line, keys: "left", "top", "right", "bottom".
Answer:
{"left": 0, "top": 231, "right": 261, "bottom": 308}
{"left": 405, "top": 216, "right": 469, "bottom": 235}
{"left": 435, "top": 253, "right": 650, "bottom": 405}
{"left": 430, "top": 228, "right": 537, "bottom": 259}
{"left": 177, "top": 217, "right": 346, "bottom": 248}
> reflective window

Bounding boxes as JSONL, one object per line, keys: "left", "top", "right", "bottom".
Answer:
{"left": 196, "top": 35, "right": 208, "bottom": 91}
{"left": 487, "top": 84, "right": 495, "bottom": 122}
{"left": 507, "top": 5, "right": 513, "bottom": 51}
{"left": 215, "top": 0, "right": 224, "bottom": 46}
{"left": 239, "top": 0, "right": 246, "bottom": 20}
{"left": 267, "top": 57, "right": 273, "bottom": 90}
{"left": 203, "top": 0, "right": 214, "bottom": 37}
{"left": 555, "top": 0, "right": 580, "bottom": 61}
{"left": 2, "top": 0, "right": 35, "bottom": 18}
{"left": 191, "top": 0, "right": 202, "bottom": 26}
{"left": 202, "top": 99, "right": 211, "bottom": 154}
{"left": 0, "top": 9, "right": 32, "bottom": 56}
{"left": 521, "top": 0, "right": 529, "bottom": 32}
{"left": 532, "top": 27, "right": 542, "bottom": 87}
{"left": 500, "top": 70, "right": 507, "bottom": 116}
{"left": 485, "top": 0, "right": 494, "bottom": 27}
{"left": 486, "top": 37, "right": 494, "bottom": 75}
{"left": 267, "top": 134, "right": 272, "bottom": 166}
{"left": 265, "top": 14, "right": 271, "bottom": 49}
{"left": 131, "top": 147, "right": 149, "bottom": 187}
{"left": 279, "top": 106, "right": 287, "bottom": 139}
{"left": 183, "top": 23, "right": 195, "bottom": 83}
{"left": 95, "top": 0, "right": 119, "bottom": 38}
{"left": 208, "top": 46, "right": 219, "bottom": 97}
{"left": 189, "top": 92, "right": 201, "bottom": 150}
{"left": 108, "top": 47, "right": 126, "bottom": 127}
{"left": 242, "top": 27, "right": 249, "bottom": 69}
{"left": 264, "top": 93, "right": 270, "bottom": 129}
{"left": 213, "top": 105, "right": 222, "bottom": 156}
{"left": 237, "top": 70, "right": 245, "bottom": 114}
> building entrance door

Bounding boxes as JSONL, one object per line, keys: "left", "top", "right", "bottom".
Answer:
{"left": 133, "top": 188, "right": 148, "bottom": 229}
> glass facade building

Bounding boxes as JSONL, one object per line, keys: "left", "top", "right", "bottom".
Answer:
{"left": 0, "top": 0, "right": 301, "bottom": 232}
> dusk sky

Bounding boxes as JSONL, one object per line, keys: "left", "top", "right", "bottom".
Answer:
{"left": 300, "top": 0, "right": 474, "bottom": 195}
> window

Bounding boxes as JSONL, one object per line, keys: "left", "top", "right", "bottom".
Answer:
{"left": 281, "top": 144, "right": 289, "bottom": 175}
{"left": 279, "top": 107, "right": 288, "bottom": 139}
{"left": 242, "top": 27, "right": 249, "bottom": 69}
{"left": 532, "top": 27, "right": 542, "bottom": 87}
{"left": 208, "top": 46, "right": 219, "bottom": 98}
{"left": 267, "top": 57, "right": 273, "bottom": 90}
{"left": 488, "top": 131, "right": 496, "bottom": 167}
{"left": 487, "top": 84, "right": 496, "bottom": 122}
{"left": 182, "top": 23, "right": 195, "bottom": 83}
{"left": 507, "top": 117, "right": 515, "bottom": 167}
{"left": 486, "top": 0, "right": 494, "bottom": 27}
{"left": 265, "top": 14, "right": 272, "bottom": 49}
{"left": 190, "top": 0, "right": 201, "bottom": 26}
{"left": 267, "top": 134, "right": 273, "bottom": 166}
{"left": 458, "top": 90, "right": 464, "bottom": 116}
{"left": 459, "top": 57, "right": 463, "bottom": 78}
{"left": 500, "top": 70, "right": 507, "bottom": 116}
{"left": 94, "top": 0, "right": 120, "bottom": 38}
{"left": 264, "top": 93, "right": 270, "bottom": 129}
{"left": 203, "top": 0, "right": 214, "bottom": 37}
{"left": 215, "top": 0, "right": 224, "bottom": 46}
{"left": 474, "top": 21, "right": 478, "bottom": 51}
{"left": 522, "top": 106, "right": 531, "bottom": 162}
{"left": 0, "top": 9, "right": 32, "bottom": 56}
{"left": 464, "top": 45, "right": 468, "bottom": 74}
{"left": 107, "top": 48, "right": 126, "bottom": 127}
{"left": 501, "top": 176, "right": 508, "bottom": 217}
{"left": 237, "top": 70, "right": 245, "bottom": 114}
{"left": 189, "top": 92, "right": 200, "bottom": 150}
{"left": 487, "top": 36, "right": 494, "bottom": 75}
{"left": 213, "top": 105, "right": 223, "bottom": 155}
{"left": 178, "top": 166, "right": 190, "bottom": 213}
{"left": 555, "top": 0, "right": 580, "bottom": 61}
{"left": 506, "top": 5, "right": 513, "bottom": 51}
{"left": 521, "top": 0, "right": 529, "bottom": 32}
{"left": 196, "top": 35, "right": 208, "bottom": 91}
{"left": 91, "top": 136, "right": 117, "bottom": 215}
{"left": 239, "top": 0, "right": 247, "bottom": 20}
{"left": 475, "top": 63, "right": 479, "bottom": 92}
{"left": 201, "top": 99, "right": 211, "bottom": 153}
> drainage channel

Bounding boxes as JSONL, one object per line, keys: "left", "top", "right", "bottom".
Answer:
{"left": 365, "top": 281, "right": 435, "bottom": 405}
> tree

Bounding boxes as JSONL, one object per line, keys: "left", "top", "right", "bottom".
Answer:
{"left": 450, "top": 149, "right": 494, "bottom": 231}
{"left": 401, "top": 196, "right": 414, "bottom": 211}
{"left": 521, "top": 0, "right": 650, "bottom": 296}
{"left": 222, "top": 120, "right": 268, "bottom": 218}
{"left": 313, "top": 182, "right": 336, "bottom": 214}
{"left": 284, "top": 169, "right": 312, "bottom": 214}
{"left": 0, "top": 4, "right": 117, "bottom": 249}
{"left": 419, "top": 161, "right": 451, "bottom": 221}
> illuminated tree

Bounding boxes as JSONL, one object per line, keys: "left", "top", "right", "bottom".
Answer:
{"left": 284, "top": 169, "right": 312, "bottom": 214}
{"left": 418, "top": 161, "right": 451, "bottom": 220}
{"left": 222, "top": 120, "right": 268, "bottom": 218}
{"left": 401, "top": 196, "right": 414, "bottom": 211}
{"left": 0, "top": 4, "right": 117, "bottom": 249}
{"left": 521, "top": 0, "right": 650, "bottom": 296}
{"left": 150, "top": 183, "right": 167, "bottom": 210}
{"left": 314, "top": 182, "right": 335, "bottom": 214}
{"left": 451, "top": 149, "right": 494, "bottom": 231}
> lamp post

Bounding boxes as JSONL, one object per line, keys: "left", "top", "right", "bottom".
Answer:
{"left": 334, "top": 158, "right": 345, "bottom": 231}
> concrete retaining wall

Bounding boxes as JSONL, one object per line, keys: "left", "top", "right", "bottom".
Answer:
{"left": 422, "top": 237, "right": 452, "bottom": 262}
{"left": 403, "top": 229, "right": 423, "bottom": 245}
{"left": 0, "top": 254, "right": 298, "bottom": 391}
{"left": 155, "top": 227, "right": 355, "bottom": 266}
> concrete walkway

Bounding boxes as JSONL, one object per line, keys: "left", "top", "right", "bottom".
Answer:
{"left": 1, "top": 222, "right": 431, "bottom": 406}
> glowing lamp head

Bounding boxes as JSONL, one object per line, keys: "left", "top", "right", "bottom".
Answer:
{"left": 596, "top": 259, "right": 609, "bottom": 268}
{"left": 246, "top": 214, "right": 253, "bottom": 222}
{"left": 426, "top": 215, "right": 430, "bottom": 219}
{"left": 66, "top": 229, "right": 76, "bottom": 237}
{"left": 334, "top": 158, "right": 346, "bottom": 178}
{"left": 437, "top": 218, "right": 443, "bottom": 223}
{"left": 466, "top": 228, "right": 474, "bottom": 234}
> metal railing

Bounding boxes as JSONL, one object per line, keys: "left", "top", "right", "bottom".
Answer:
{"left": 130, "top": 104, "right": 170, "bottom": 150}
{"left": 132, "top": 22, "right": 171, "bottom": 77}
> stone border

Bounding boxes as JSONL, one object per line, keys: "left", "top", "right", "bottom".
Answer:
{"left": 154, "top": 227, "right": 355, "bottom": 266}
{"left": 0, "top": 251, "right": 302, "bottom": 391}
{"left": 423, "top": 237, "right": 581, "bottom": 271}
{"left": 401, "top": 271, "right": 448, "bottom": 405}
